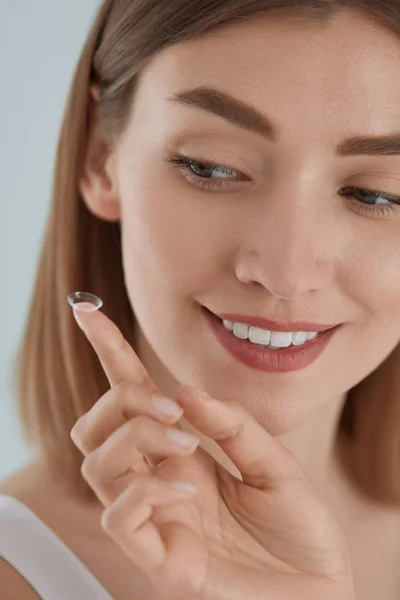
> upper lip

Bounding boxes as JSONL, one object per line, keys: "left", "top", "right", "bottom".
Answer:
{"left": 208, "top": 309, "right": 339, "bottom": 332}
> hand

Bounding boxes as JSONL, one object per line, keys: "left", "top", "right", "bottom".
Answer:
{"left": 70, "top": 302, "right": 355, "bottom": 600}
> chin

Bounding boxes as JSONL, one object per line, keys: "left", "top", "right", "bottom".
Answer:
{"left": 253, "top": 409, "right": 312, "bottom": 437}
{"left": 214, "top": 385, "right": 323, "bottom": 437}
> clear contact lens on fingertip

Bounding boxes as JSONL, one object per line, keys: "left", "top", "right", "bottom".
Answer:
{"left": 67, "top": 291, "right": 103, "bottom": 311}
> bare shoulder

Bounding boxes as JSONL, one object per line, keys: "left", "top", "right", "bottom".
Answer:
{"left": 0, "top": 461, "right": 168, "bottom": 599}
{"left": 0, "top": 460, "right": 47, "bottom": 523}
{"left": 0, "top": 458, "right": 104, "bottom": 540}
{"left": 0, "top": 459, "right": 48, "bottom": 499}
{"left": 0, "top": 557, "right": 42, "bottom": 599}
{"left": 0, "top": 460, "right": 62, "bottom": 599}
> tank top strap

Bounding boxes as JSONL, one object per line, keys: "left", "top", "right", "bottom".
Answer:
{"left": 0, "top": 494, "right": 113, "bottom": 599}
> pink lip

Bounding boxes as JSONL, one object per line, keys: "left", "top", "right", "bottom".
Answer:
{"left": 203, "top": 308, "right": 341, "bottom": 373}
{"left": 213, "top": 311, "right": 338, "bottom": 333}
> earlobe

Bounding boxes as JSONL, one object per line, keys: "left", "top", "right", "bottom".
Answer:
{"left": 90, "top": 83, "right": 100, "bottom": 103}
{"left": 78, "top": 85, "right": 121, "bottom": 222}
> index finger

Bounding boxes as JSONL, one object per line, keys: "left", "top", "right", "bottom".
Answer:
{"left": 67, "top": 292, "right": 154, "bottom": 389}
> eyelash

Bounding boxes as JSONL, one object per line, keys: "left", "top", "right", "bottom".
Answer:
{"left": 167, "top": 153, "right": 400, "bottom": 218}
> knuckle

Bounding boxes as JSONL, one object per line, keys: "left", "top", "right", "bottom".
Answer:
{"left": 116, "top": 379, "right": 139, "bottom": 396}
{"left": 70, "top": 424, "right": 81, "bottom": 446}
{"left": 211, "top": 405, "right": 244, "bottom": 441}
{"left": 113, "top": 381, "right": 150, "bottom": 420}
{"left": 71, "top": 428, "right": 90, "bottom": 454}
{"left": 70, "top": 417, "right": 86, "bottom": 444}
{"left": 215, "top": 421, "right": 242, "bottom": 443}
{"left": 116, "top": 416, "right": 160, "bottom": 453}
{"left": 114, "top": 381, "right": 139, "bottom": 411}
{"left": 101, "top": 507, "right": 118, "bottom": 534}
{"left": 127, "top": 414, "right": 156, "bottom": 434}
{"left": 80, "top": 457, "right": 90, "bottom": 481}
{"left": 100, "top": 478, "right": 147, "bottom": 534}
{"left": 80, "top": 452, "right": 99, "bottom": 481}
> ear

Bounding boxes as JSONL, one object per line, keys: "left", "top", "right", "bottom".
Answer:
{"left": 78, "top": 83, "right": 121, "bottom": 222}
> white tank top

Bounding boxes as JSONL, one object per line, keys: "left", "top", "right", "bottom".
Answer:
{"left": 0, "top": 494, "right": 113, "bottom": 599}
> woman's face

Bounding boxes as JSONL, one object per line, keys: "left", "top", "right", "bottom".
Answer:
{"left": 101, "top": 9, "right": 400, "bottom": 435}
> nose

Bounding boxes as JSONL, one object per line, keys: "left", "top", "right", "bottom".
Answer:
{"left": 235, "top": 195, "right": 334, "bottom": 300}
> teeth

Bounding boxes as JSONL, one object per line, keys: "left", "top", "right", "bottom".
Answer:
{"left": 292, "top": 331, "right": 310, "bottom": 346}
{"left": 232, "top": 322, "right": 249, "bottom": 340}
{"left": 223, "top": 320, "right": 234, "bottom": 332}
{"left": 249, "top": 326, "right": 270, "bottom": 345}
{"left": 222, "top": 320, "right": 319, "bottom": 348}
{"left": 269, "top": 331, "right": 292, "bottom": 348}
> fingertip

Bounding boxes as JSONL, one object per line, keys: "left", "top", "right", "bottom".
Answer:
{"left": 72, "top": 307, "right": 89, "bottom": 333}
{"left": 67, "top": 291, "right": 103, "bottom": 334}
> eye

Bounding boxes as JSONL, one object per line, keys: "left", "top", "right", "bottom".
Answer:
{"left": 340, "top": 186, "right": 400, "bottom": 217}
{"left": 167, "top": 154, "right": 247, "bottom": 191}
{"left": 167, "top": 153, "right": 400, "bottom": 218}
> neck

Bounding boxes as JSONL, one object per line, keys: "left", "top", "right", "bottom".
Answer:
{"left": 275, "top": 393, "right": 347, "bottom": 495}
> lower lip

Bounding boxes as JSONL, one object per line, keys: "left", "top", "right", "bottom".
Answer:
{"left": 203, "top": 308, "right": 341, "bottom": 373}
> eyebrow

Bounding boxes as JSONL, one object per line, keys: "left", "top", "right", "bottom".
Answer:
{"left": 167, "top": 86, "right": 400, "bottom": 157}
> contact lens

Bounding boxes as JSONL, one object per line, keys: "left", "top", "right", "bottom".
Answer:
{"left": 66, "top": 291, "right": 103, "bottom": 310}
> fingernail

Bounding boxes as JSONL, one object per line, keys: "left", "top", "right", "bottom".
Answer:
{"left": 193, "top": 387, "right": 211, "bottom": 397}
{"left": 152, "top": 395, "right": 183, "bottom": 419}
{"left": 171, "top": 481, "right": 198, "bottom": 494}
{"left": 167, "top": 428, "right": 200, "bottom": 447}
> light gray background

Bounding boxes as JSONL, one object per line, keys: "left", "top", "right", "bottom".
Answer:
{"left": 0, "top": 1, "right": 101, "bottom": 479}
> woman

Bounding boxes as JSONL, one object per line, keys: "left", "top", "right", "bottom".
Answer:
{"left": 1, "top": 0, "right": 400, "bottom": 598}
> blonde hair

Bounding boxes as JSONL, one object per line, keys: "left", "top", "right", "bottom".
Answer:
{"left": 13, "top": 0, "right": 400, "bottom": 504}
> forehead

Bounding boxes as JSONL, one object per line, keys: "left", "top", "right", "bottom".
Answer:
{"left": 140, "top": 10, "right": 400, "bottom": 91}
{"left": 126, "top": 10, "right": 400, "bottom": 152}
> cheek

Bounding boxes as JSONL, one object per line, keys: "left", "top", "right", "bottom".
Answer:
{"left": 350, "top": 238, "right": 400, "bottom": 309}
{"left": 119, "top": 176, "right": 237, "bottom": 298}
{"left": 343, "top": 229, "right": 400, "bottom": 349}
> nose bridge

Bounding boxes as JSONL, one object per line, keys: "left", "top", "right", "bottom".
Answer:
{"left": 236, "top": 182, "right": 333, "bottom": 298}
{"left": 268, "top": 189, "right": 318, "bottom": 260}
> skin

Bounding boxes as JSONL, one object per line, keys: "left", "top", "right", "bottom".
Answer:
{"left": 71, "top": 6, "right": 400, "bottom": 596}
{"left": 68, "top": 303, "right": 355, "bottom": 600}
{"left": 83, "top": 7, "right": 400, "bottom": 501}
{"left": 1, "top": 7, "right": 400, "bottom": 600}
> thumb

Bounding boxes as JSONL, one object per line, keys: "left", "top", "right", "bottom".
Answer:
{"left": 176, "top": 386, "right": 303, "bottom": 489}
